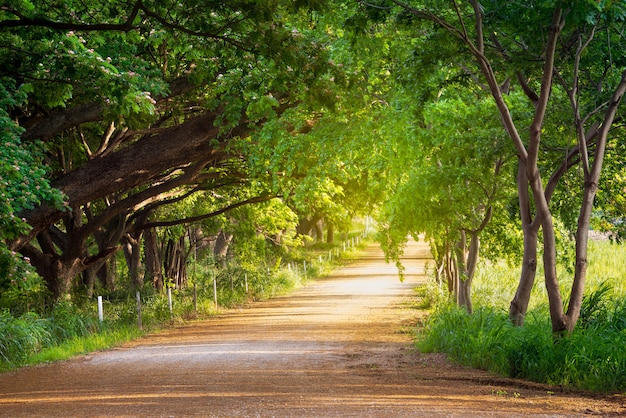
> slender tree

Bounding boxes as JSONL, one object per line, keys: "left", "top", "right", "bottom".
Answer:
{"left": 370, "top": 0, "right": 626, "bottom": 332}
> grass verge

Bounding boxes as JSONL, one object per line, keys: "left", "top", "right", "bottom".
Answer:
{"left": 416, "top": 240, "right": 626, "bottom": 393}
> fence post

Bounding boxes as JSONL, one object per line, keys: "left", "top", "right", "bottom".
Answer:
{"left": 97, "top": 296, "right": 103, "bottom": 322}
{"left": 193, "top": 283, "right": 197, "bottom": 312}
{"left": 136, "top": 291, "right": 142, "bottom": 330}
{"left": 213, "top": 275, "right": 218, "bottom": 309}
{"left": 167, "top": 287, "right": 173, "bottom": 318}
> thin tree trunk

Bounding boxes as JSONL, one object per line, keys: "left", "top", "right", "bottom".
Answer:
{"left": 510, "top": 162, "right": 539, "bottom": 325}
{"left": 455, "top": 231, "right": 470, "bottom": 313}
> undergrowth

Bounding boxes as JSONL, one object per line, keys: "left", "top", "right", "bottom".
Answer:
{"left": 416, "top": 240, "right": 626, "bottom": 393}
{"left": 0, "top": 235, "right": 368, "bottom": 371}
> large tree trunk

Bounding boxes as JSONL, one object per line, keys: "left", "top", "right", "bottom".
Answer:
{"left": 21, "top": 210, "right": 87, "bottom": 299}
{"left": 144, "top": 228, "right": 163, "bottom": 292}
{"left": 509, "top": 227, "right": 539, "bottom": 325}
{"left": 164, "top": 236, "right": 188, "bottom": 289}
{"left": 98, "top": 256, "right": 117, "bottom": 291}
{"left": 326, "top": 223, "right": 335, "bottom": 244}
{"left": 82, "top": 266, "right": 98, "bottom": 298}
{"left": 213, "top": 230, "right": 233, "bottom": 267}
{"left": 313, "top": 221, "right": 324, "bottom": 243}
{"left": 122, "top": 231, "right": 144, "bottom": 289}
{"left": 296, "top": 215, "right": 322, "bottom": 238}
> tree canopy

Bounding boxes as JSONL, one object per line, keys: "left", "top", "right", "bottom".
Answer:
{"left": 2, "top": 0, "right": 626, "bottom": 335}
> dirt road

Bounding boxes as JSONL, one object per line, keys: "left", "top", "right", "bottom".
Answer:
{"left": 0, "top": 241, "right": 624, "bottom": 417}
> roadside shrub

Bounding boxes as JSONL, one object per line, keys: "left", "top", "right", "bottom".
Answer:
{"left": 50, "top": 300, "right": 99, "bottom": 341}
{"left": 0, "top": 250, "right": 50, "bottom": 316}
{"left": 418, "top": 293, "right": 626, "bottom": 392}
{"left": 417, "top": 239, "right": 626, "bottom": 393}
{"left": 414, "top": 280, "right": 449, "bottom": 310}
{"left": 0, "top": 310, "right": 51, "bottom": 367}
{"left": 417, "top": 305, "right": 511, "bottom": 375}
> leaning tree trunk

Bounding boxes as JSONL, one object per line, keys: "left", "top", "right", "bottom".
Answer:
{"left": 82, "top": 266, "right": 98, "bottom": 298}
{"left": 97, "top": 256, "right": 117, "bottom": 291}
{"left": 509, "top": 162, "right": 540, "bottom": 326}
{"left": 82, "top": 256, "right": 116, "bottom": 297}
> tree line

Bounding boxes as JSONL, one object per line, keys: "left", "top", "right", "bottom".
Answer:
{"left": 2, "top": 1, "right": 626, "bottom": 335}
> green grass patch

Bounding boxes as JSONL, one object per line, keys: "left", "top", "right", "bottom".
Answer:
{"left": 417, "top": 239, "right": 626, "bottom": 393}
{"left": 28, "top": 325, "right": 143, "bottom": 365}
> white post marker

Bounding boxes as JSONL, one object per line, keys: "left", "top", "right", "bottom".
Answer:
{"left": 97, "top": 296, "right": 103, "bottom": 322}
{"left": 167, "top": 287, "right": 173, "bottom": 317}
{"left": 213, "top": 275, "right": 218, "bottom": 309}
{"left": 136, "top": 291, "right": 142, "bottom": 330}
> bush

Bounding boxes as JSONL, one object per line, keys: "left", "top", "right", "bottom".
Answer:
{"left": 417, "top": 239, "right": 626, "bottom": 393}
{"left": 418, "top": 294, "right": 626, "bottom": 392}
{"left": 0, "top": 310, "right": 51, "bottom": 367}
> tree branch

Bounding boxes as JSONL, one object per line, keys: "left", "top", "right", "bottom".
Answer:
{"left": 0, "top": 2, "right": 142, "bottom": 31}
{"left": 527, "top": 8, "right": 564, "bottom": 177}
{"left": 139, "top": 194, "right": 277, "bottom": 229}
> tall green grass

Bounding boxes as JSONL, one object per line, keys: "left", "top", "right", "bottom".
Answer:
{"left": 417, "top": 239, "right": 626, "bottom": 392}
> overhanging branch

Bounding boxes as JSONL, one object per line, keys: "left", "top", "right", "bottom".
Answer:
{"left": 139, "top": 194, "right": 278, "bottom": 229}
